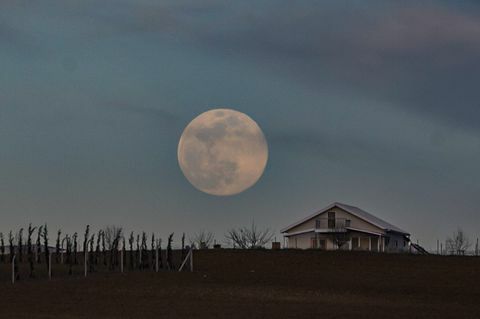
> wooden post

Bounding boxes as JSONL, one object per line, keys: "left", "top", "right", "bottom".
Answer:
{"left": 12, "top": 255, "right": 16, "bottom": 284}
{"left": 84, "top": 250, "right": 87, "bottom": 278}
{"left": 155, "top": 246, "right": 159, "bottom": 273}
{"left": 437, "top": 239, "right": 439, "bottom": 255}
{"left": 120, "top": 248, "right": 124, "bottom": 273}
{"left": 190, "top": 248, "right": 193, "bottom": 272}
{"left": 178, "top": 248, "right": 193, "bottom": 272}
{"left": 49, "top": 252, "right": 52, "bottom": 280}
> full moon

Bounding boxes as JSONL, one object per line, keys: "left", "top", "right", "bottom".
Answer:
{"left": 178, "top": 108, "right": 268, "bottom": 196}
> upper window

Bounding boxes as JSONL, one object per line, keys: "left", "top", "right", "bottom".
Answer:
{"left": 327, "top": 212, "right": 336, "bottom": 228}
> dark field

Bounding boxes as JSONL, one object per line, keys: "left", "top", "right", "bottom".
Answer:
{"left": 0, "top": 250, "right": 479, "bottom": 318}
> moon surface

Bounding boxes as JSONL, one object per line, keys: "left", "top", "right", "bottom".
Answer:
{"left": 178, "top": 108, "right": 268, "bottom": 196}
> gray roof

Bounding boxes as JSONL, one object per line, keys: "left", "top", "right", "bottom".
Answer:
{"left": 281, "top": 202, "right": 410, "bottom": 235}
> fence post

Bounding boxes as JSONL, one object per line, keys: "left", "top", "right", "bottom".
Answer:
{"left": 155, "top": 246, "right": 159, "bottom": 273}
{"left": 84, "top": 250, "right": 87, "bottom": 278}
{"left": 190, "top": 248, "right": 193, "bottom": 272}
{"left": 12, "top": 255, "right": 16, "bottom": 284}
{"left": 120, "top": 248, "right": 124, "bottom": 273}
{"left": 49, "top": 252, "right": 52, "bottom": 280}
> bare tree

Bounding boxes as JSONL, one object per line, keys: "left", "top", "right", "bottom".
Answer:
{"left": 331, "top": 226, "right": 350, "bottom": 250}
{"left": 135, "top": 234, "right": 140, "bottom": 270}
{"left": 150, "top": 233, "right": 155, "bottom": 270}
{"left": 103, "top": 227, "right": 122, "bottom": 270}
{"left": 157, "top": 238, "right": 163, "bottom": 269}
{"left": 190, "top": 230, "right": 214, "bottom": 249}
{"left": 101, "top": 230, "right": 106, "bottom": 266}
{"left": 8, "top": 231, "right": 14, "bottom": 262}
{"left": 65, "top": 234, "right": 73, "bottom": 275}
{"left": 55, "top": 230, "right": 62, "bottom": 263}
{"left": 141, "top": 232, "right": 147, "bottom": 270}
{"left": 225, "top": 222, "right": 274, "bottom": 249}
{"left": 128, "top": 232, "right": 134, "bottom": 270}
{"left": 446, "top": 228, "right": 472, "bottom": 255}
{"left": 17, "top": 228, "right": 24, "bottom": 262}
{"left": 36, "top": 226, "right": 43, "bottom": 264}
{"left": 103, "top": 226, "right": 123, "bottom": 250}
{"left": 42, "top": 225, "right": 49, "bottom": 271}
{"left": 88, "top": 234, "right": 95, "bottom": 273}
{"left": 61, "top": 235, "right": 68, "bottom": 264}
{"left": 181, "top": 233, "right": 186, "bottom": 260}
{"left": 73, "top": 232, "right": 78, "bottom": 265}
{"left": 11, "top": 231, "right": 19, "bottom": 281}
{"left": 0, "top": 232, "right": 4, "bottom": 263}
{"left": 95, "top": 230, "right": 102, "bottom": 266}
{"left": 122, "top": 237, "right": 126, "bottom": 270}
{"left": 83, "top": 225, "right": 90, "bottom": 257}
{"left": 27, "top": 224, "right": 37, "bottom": 278}
{"left": 166, "top": 233, "right": 174, "bottom": 270}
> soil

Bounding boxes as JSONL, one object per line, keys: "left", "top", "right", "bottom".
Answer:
{"left": 0, "top": 250, "right": 479, "bottom": 318}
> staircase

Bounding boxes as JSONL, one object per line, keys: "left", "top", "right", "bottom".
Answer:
{"left": 410, "top": 242, "right": 429, "bottom": 255}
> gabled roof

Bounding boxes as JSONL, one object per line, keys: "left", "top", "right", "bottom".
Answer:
{"left": 281, "top": 202, "right": 409, "bottom": 235}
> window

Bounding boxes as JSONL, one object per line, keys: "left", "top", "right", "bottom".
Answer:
{"left": 311, "top": 238, "right": 317, "bottom": 249}
{"left": 395, "top": 240, "right": 398, "bottom": 247}
{"left": 345, "top": 219, "right": 351, "bottom": 227}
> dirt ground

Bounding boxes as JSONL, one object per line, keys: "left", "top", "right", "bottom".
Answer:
{"left": 0, "top": 250, "right": 479, "bottom": 318}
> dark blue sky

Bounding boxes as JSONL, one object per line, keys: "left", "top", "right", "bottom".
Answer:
{"left": 1, "top": 1, "right": 480, "bottom": 249}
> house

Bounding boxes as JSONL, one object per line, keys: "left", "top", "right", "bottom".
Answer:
{"left": 281, "top": 202, "right": 410, "bottom": 252}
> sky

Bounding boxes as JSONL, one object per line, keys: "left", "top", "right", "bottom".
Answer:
{"left": 1, "top": 0, "right": 480, "bottom": 250}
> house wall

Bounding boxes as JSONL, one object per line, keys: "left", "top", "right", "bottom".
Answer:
{"left": 287, "top": 232, "right": 387, "bottom": 251}
{"left": 287, "top": 218, "right": 316, "bottom": 234}
{"left": 285, "top": 206, "right": 385, "bottom": 236}
{"left": 286, "top": 232, "right": 314, "bottom": 249}
{"left": 385, "top": 232, "right": 409, "bottom": 253}
{"left": 325, "top": 206, "right": 386, "bottom": 235}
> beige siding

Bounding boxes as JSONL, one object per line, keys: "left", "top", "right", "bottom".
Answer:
{"left": 287, "top": 232, "right": 314, "bottom": 249}
{"left": 287, "top": 218, "right": 316, "bottom": 234}
{"left": 320, "top": 206, "right": 385, "bottom": 235}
